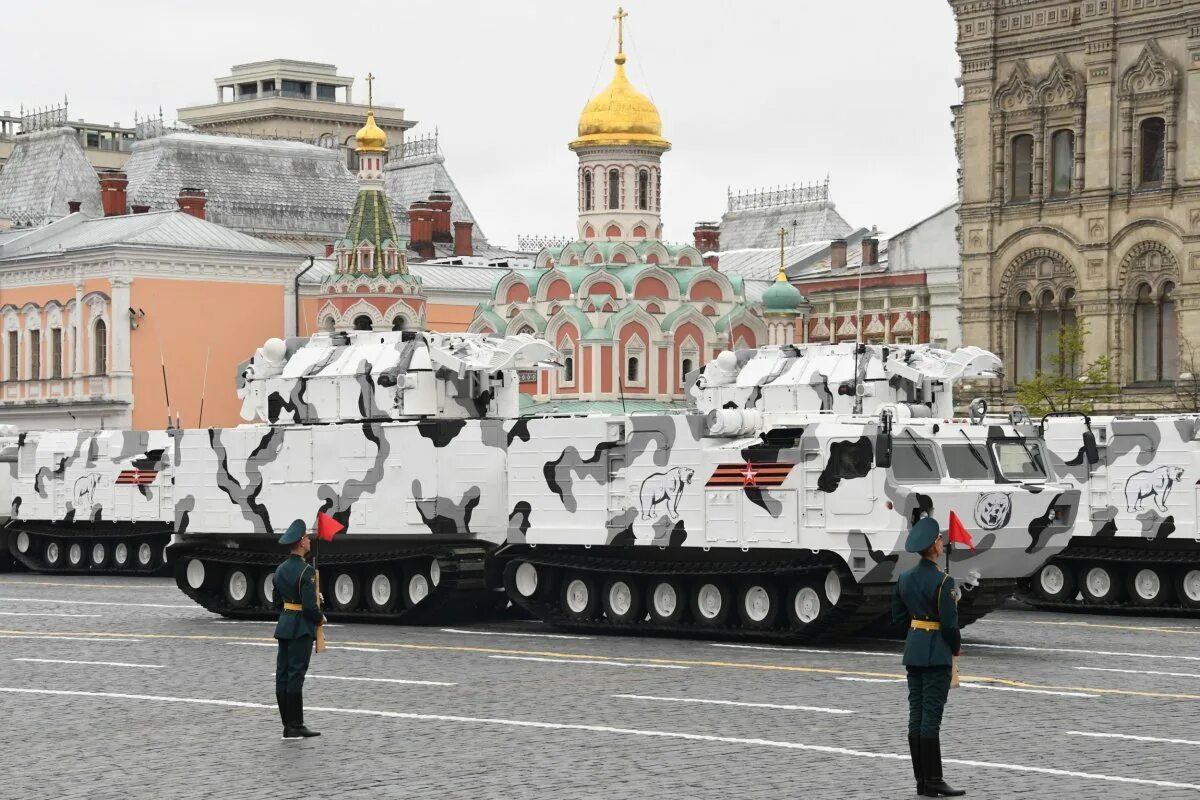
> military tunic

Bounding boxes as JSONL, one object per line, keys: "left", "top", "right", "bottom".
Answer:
{"left": 890, "top": 558, "right": 960, "bottom": 738}
{"left": 273, "top": 554, "right": 322, "bottom": 696}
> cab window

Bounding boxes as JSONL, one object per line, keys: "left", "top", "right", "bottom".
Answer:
{"left": 991, "top": 441, "right": 1048, "bottom": 481}
{"left": 941, "top": 443, "right": 994, "bottom": 480}
{"left": 890, "top": 441, "right": 941, "bottom": 482}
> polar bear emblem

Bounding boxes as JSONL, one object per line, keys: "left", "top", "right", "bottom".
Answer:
{"left": 73, "top": 473, "right": 102, "bottom": 508}
{"left": 1125, "top": 466, "right": 1185, "bottom": 513}
{"left": 639, "top": 467, "right": 694, "bottom": 520}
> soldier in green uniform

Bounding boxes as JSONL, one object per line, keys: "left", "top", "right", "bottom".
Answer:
{"left": 891, "top": 517, "right": 965, "bottom": 797}
{"left": 274, "top": 519, "right": 324, "bottom": 741}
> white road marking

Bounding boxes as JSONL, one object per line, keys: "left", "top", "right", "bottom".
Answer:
{"left": 958, "top": 682, "right": 1098, "bottom": 698}
{"left": 1077, "top": 666, "right": 1200, "bottom": 679}
{"left": 613, "top": 694, "right": 854, "bottom": 714}
{"left": 0, "top": 687, "right": 1195, "bottom": 792}
{"left": 212, "top": 620, "right": 342, "bottom": 627}
{"left": 1068, "top": 731, "right": 1200, "bottom": 748}
{"left": 225, "top": 642, "right": 275, "bottom": 648}
{"left": 0, "top": 635, "right": 143, "bottom": 644}
{"left": 489, "top": 655, "right": 688, "bottom": 670}
{"left": 0, "top": 618, "right": 100, "bottom": 623}
{"left": 309, "top": 675, "right": 456, "bottom": 687}
{"left": 0, "top": 597, "right": 194, "bottom": 609}
{"left": 228, "top": 642, "right": 394, "bottom": 654}
{"left": 713, "top": 643, "right": 896, "bottom": 658}
{"left": 959, "top": 641, "right": 1200, "bottom": 663}
{"left": 14, "top": 658, "right": 164, "bottom": 669}
{"left": 441, "top": 628, "right": 592, "bottom": 640}
{"left": 836, "top": 677, "right": 904, "bottom": 683}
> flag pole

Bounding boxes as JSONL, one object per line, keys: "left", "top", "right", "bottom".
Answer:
{"left": 312, "top": 520, "right": 326, "bottom": 653}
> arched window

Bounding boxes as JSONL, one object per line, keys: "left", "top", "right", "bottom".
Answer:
{"left": 320, "top": 316, "right": 336, "bottom": 332}
{"left": 563, "top": 356, "right": 574, "bottom": 383}
{"left": 392, "top": 316, "right": 406, "bottom": 331}
{"left": 353, "top": 315, "right": 373, "bottom": 331}
{"left": 93, "top": 319, "right": 107, "bottom": 375}
{"left": 1014, "top": 289, "right": 1077, "bottom": 381}
{"left": 29, "top": 329, "right": 40, "bottom": 380}
{"left": 1050, "top": 130, "right": 1074, "bottom": 197}
{"left": 608, "top": 168, "right": 620, "bottom": 210}
{"left": 1011, "top": 134, "right": 1033, "bottom": 201}
{"left": 1140, "top": 117, "right": 1165, "bottom": 186}
{"left": 583, "top": 171, "right": 593, "bottom": 211}
{"left": 637, "top": 169, "right": 649, "bottom": 210}
{"left": 6, "top": 331, "right": 17, "bottom": 380}
{"left": 1134, "top": 282, "right": 1178, "bottom": 382}
{"left": 680, "top": 358, "right": 693, "bottom": 385}
{"left": 627, "top": 355, "right": 640, "bottom": 382}
{"left": 517, "top": 325, "right": 535, "bottom": 336}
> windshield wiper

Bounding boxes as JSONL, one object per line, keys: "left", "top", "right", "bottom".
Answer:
{"left": 958, "top": 429, "right": 989, "bottom": 471}
{"left": 904, "top": 429, "right": 934, "bottom": 473}
{"left": 1016, "top": 438, "right": 1046, "bottom": 477}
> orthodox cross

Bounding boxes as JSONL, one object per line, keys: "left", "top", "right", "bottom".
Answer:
{"left": 366, "top": 72, "right": 375, "bottom": 109}
{"left": 614, "top": 7, "right": 628, "bottom": 55}
{"left": 777, "top": 227, "right": 787, "bottom": 281}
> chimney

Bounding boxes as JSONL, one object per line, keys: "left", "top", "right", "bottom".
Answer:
{"left": 176, "top": 188, "right": 207, "bottom": 220}
{"left": 131, "top": 204, "right": 150, "bottom": 214}
{"left": 98, "top": 171, "right": 128, "bottom": 217}
{"left": 693, "top": 221, "right": 720, "bottom": 269}
{"left": 409, "top": 200, "right": 435, "bottom": 259}
{"left": 67, "top": 200, "right": 82, "bottom": 214}
{"left": 831, "top": 239, "right": 847, "bottom": 269}
{"left": 861, "top": 237, "right": 879, "bottom": 267}
{"left": 428, "top": 190, "right": 453, "bottom": 243}
{"left": 324, "top": 243, "right": 335, "bottom": 257}
{"left": 453, "top": 220, "right": 474, "bottom": 257}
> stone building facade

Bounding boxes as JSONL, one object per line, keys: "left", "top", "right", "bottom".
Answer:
{"left": 950, "top": 0, "right": 1200, "bottom": 408}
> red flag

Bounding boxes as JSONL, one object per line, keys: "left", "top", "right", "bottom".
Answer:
{"left": 948, "top": 510, "right": 976, "bottom": 553}
{"left": 316, "top": 512, "right": 345, "bottom": 542}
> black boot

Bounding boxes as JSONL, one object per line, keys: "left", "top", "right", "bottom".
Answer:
{"left": 290, "top": 691, "right": 320, "bottom": 738}
{"left": 281, "top": 694, "right": 302, "bottom": 741}
{"left": 920, "top": 737, "right": 965, "bottom": 797}
{"left": 908, "top": 734, "right": 924, "bottom": 795}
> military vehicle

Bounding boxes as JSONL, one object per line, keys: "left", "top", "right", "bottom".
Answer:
{"left": 0, "top": 426, "right": 19, "bottom": 570}
{"left": 499, "top": 344, "right": 1086, "bottom": 639}
{"left": 1021, "top": 412, "right": 1200, "bottom": 613}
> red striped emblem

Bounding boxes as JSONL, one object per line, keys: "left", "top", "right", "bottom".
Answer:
{"left": 116, "top": 469, "right": 157, "bottom": 486}
{"left": 706, "top": 462, "right": 794, "bottom": 488}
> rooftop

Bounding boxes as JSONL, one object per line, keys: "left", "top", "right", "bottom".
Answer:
{"left": 0, "top": 127, "right": 102, "bottom": 226}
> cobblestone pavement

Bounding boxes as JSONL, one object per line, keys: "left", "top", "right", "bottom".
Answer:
{"left": 0, "top": 575, "right": 1199, "bottom": 799}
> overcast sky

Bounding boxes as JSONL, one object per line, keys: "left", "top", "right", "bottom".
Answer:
{"left": 6, "top": 0, "right": 961, "bottom": 250}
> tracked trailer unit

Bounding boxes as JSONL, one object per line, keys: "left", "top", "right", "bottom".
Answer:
{"left": 499, "top": 344, "right": 1083, "bottom": 639}
{"left": 1022, "top": 412, "right": 1200, "bottom": 614}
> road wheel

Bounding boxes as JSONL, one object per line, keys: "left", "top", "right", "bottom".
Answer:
{"left": 67, "top": 542, "right": 85, "bottom": 568}
{"left": 602, "top": 577, "right": 643, "bottom": 624}
{"left": 508, "top": 561, "right": 542, "bottom": 599}
{"left": 1033, "top": 561, "right": 1076, "bottom": 603}
{"left": 90, "top": 542, "right": 110, "bottom": 569}
{"left": 560, "top": 572, "right": 600, "bottom": 621}
{"left": 185, "top": 559, "right": 210, "bottom": 591}
{"left": 1175, "top": 569, "right": 1200, "bottom": 609}
{"left": 365, "top": 570, "right": 400, "bottom": 613}
{"left": 786, "top": 578, "right": 830, "bottom": 633}
{"left": 691, "top": 580, "right": 733, "bottom": 628}
{"left": 113, "top": 541, "right": 131, "bottom": 569}
{"left": 1125, "top": 566, "right": 1172, "bottom": 607}
{"left": 136, "top": 542, "right": 156, "bottom": 569}
{"left": 223, "top": 567, "right": 253, "bottom": 609}
{"left": 647, "top": 578, "right": 687, "bottom": 625}
{"left": 14, "top": 531, "right": 31, "bottom": 555}
{"left": 259, "top": 572, "right": 276, "bottom": 606}
{"left": 1079, "top": 563, "right": 1122, "bottom": 605}
{"left": 402, "top": 562, "right": 434, "bottom": 609}
{"left": 44, "top": 540, "right": 64, "bottom": 568}
{"left": 330, "top": 571, "right": 362, "bottom": 612}
{"left": 737, "top": 580, "right": 780, "bottom": 630}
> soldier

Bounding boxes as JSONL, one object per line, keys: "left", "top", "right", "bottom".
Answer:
{"left": 891, "top": 517, "right": 965, "bottom": 797}
{"left": 274, "top": 519, "right": 324, "bottom": 740}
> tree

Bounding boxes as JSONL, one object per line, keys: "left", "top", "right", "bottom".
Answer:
{"left": 1013, "top": 320, "right": 1116, "bottom": 416}
{"left": 1169, "top": 336, "right": 1200, "bottom": 412}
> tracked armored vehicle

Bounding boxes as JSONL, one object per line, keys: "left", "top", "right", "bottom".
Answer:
{"left": 169, "top": 330, "right": 560, "bottom": 620}
{"left": 499, "top": 344, "right": 1084, "bottom": 640}
{"left": 1021, "top": 412, "right": 1200, "bottom": 614}
{"left": 5, "top": 428, "right": 175, "bottom": 574}
{"left": 0, "top": 426, "right": 20, "bottom": 570}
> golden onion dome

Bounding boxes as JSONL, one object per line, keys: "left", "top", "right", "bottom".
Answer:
{"left": 570, "top": 53, "right": 670, "bottom": 151}
{"left": 355, "top": 109, "right": 387, "bottom": 153}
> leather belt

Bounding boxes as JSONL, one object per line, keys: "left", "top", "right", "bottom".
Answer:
{"left": 910, "top": 619, "right": 940, "bottom": 631}
{"left": 282, "top": 602, "right": 303, "bottom": 612}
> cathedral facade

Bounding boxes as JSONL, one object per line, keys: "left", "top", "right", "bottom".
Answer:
{"left": 950, "top": 0, "right": 1200, "bottom": 407}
